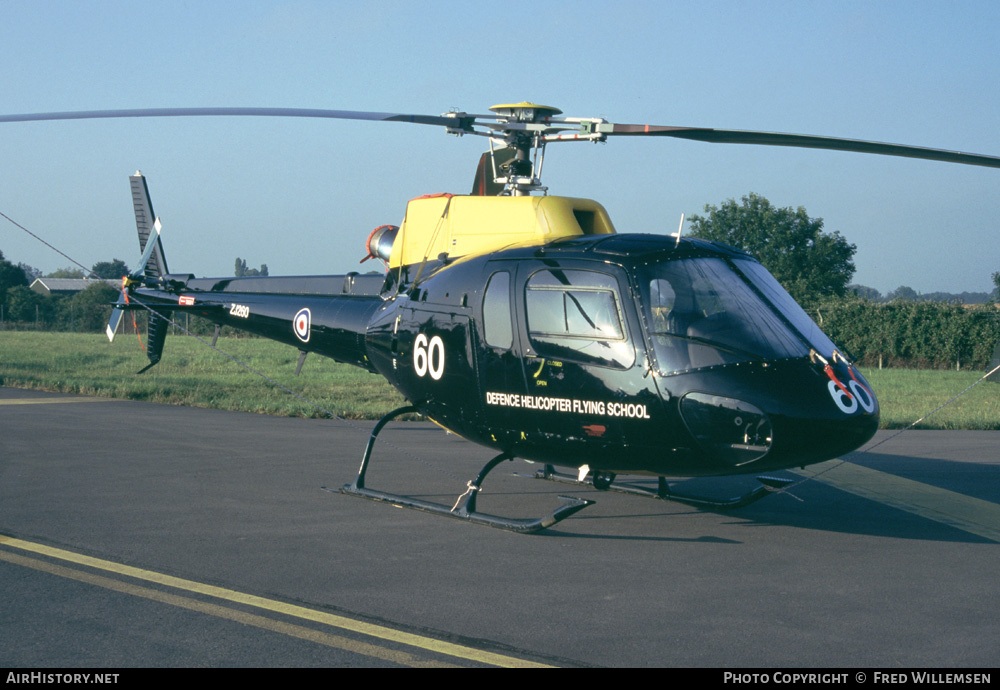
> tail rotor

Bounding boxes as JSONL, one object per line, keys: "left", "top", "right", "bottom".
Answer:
{"left": 106, "top": 216, "right": 163, "bottom": 342}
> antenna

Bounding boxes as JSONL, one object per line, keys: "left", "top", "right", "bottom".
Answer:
{"left": 675, "top": 213, "right": 685, "bottom": 248}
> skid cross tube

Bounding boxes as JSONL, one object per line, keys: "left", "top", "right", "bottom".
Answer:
{"left": 335, "top": 406, "right": 592, "bottom": 533}
{"left": 534, "top": 464, "right": 793, "bottom": 509}
{"left": 349, "top": 405, "right": 418, "bottom": 491}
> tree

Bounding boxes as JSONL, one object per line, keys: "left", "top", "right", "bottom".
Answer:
{"left": 887, "top": 285, "right": 919, "bottom": 302}
{"left": 849, "top": 284, "right": 882, "bottom": 301}
{"left": 18, "top": 262, "right": 42, "bottom": 282}
{"left": 234, "top": 257, "right": 268, "bottom": 277}
{"left": 1, "top": 249, "right": 30, "bottom": 310}
{"left": 91, "top": 259, "right": 130, "bottom": 279}
{"left": 5, "top": 285, "right": 51, "bottom": 323}
{"left": 46, "top": 267, "right": 85, "bottom": 279}
{"left": 66, "top": 282, "right": 120, "bottom": 332}
{"left": 992, "top": 271, "right": 999, "bottom": 303}
{"left": 688, "top": 193, "right": 856, "bottom": 307}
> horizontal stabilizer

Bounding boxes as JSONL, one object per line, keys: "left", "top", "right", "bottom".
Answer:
{"left": 112, "top": 302, "right": 225, "bottom": 313}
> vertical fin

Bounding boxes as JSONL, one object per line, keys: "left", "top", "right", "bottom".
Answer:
{"left": 118, "top": 172, "right": 171, "bottom": 370}
{"left": 136, "top": 312, "right": 169, "bottom": 374}
{"left": 130, "top": 171, "right": 168, "bottom": 280}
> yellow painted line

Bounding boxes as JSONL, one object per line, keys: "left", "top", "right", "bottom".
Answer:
{"left": 0, "top": 549, "right": 455, "bottom": 668}
{"left": 0, "top": 534, "right": 552, "bottom": 668}
{"left": 793, "top": 461, "right": 1000, "bottom": 543}
{"left": 0, "top": 397, "right": 110, "bottom": 405}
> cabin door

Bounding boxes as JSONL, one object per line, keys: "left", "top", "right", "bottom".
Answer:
{"left": 475, "top": 264, "right": 533, "bottom": 450}
{"left": 511, "top": 261, "right": 661, "bottom": 469}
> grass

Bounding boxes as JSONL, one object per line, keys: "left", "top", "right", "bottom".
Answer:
{"left": 1, "top": 332, "right": 998, "bottom": 428}
{"left": 859, "top": 367, "right": 1000, "bottom": 430}
{"left": 0, "top": 332, "right": 406, "bottom": 419}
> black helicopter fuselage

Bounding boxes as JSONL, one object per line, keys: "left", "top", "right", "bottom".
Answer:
{"left": 7, "top": 101, "right": 994, "bottom": 529}
{"left": 134, "top": 232, "right": 879, "bottom": 479}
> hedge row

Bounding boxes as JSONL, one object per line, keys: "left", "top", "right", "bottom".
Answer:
{"left": 6, "top": 285, "right": 999, "bottom": 370}
{"left": 0, "top": 282, "right": 222, "bottom": 336}
{"left": 816, "top": 298, "right": 1000, "bottom": 370}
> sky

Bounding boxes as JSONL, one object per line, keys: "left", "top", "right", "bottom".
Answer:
{"left": 1, "top": 0, "right": 998, "bottom": 295}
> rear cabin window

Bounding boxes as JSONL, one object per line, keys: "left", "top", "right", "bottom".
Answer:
{"left": 525, "top": 269, "right": 633, "bottom": 369}
{"left": 482, "top": 271, "right": 513, "bottom": 349}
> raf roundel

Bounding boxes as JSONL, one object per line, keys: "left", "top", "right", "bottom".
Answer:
{"left": 293, "top": 308, "right": 311, "bottom": 343}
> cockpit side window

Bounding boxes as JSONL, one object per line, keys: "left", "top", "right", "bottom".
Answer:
{"left": 525, "top": 269, "right": 634, "bottom": 369}
{"left": 483, "top": 271, "right": 513, "bottom": 350}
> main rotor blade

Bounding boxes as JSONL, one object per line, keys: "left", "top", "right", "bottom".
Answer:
{"left": 0, "top": 107, "right": 471, "bottom": 129}
{"left": 5, "top": 105, "right": 998, "bottom": 169}
{"left": 605, "top": 124, "right": 1000, "bottom": 169}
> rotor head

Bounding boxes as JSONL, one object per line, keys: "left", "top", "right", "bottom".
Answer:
{"left": 488, "top": 102, "right": 563, "bottom": 123}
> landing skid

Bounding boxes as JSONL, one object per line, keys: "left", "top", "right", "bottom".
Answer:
{"left": 534, "top": 464, "right": 793, "bottom": 510}
{"left": 332, "top": 406, "right": 593, "bottom": 533}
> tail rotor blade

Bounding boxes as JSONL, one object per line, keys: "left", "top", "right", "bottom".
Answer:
{"left": 109, "top": 216, "right": 162, "bottom": 343}
{"left": 106, "top": 292, "right": 127, "bottom": 342}
{"left": 131, "top": 218, "right": 162, "bottom": 281}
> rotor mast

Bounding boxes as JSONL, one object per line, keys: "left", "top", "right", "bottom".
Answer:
{"left": 486, "top": 103, "right": 564, "bottom": 196}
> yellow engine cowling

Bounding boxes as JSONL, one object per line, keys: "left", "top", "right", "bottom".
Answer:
{"left": 387, "top": 194, "right": 616, "bottom": 269}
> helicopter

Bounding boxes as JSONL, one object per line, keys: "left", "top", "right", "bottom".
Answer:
{"left": 3, "top": 103, "right": 999, "bottom": 533}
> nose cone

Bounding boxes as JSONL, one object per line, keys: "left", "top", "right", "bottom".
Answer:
{"left": 765, "top": 404, "right": 879, "bottom": 469}
{"left": 675, "top": 360, "right": 879, "bottom": 473}
{"left": 751, "top": 362, "right": 879, "bottom": 471}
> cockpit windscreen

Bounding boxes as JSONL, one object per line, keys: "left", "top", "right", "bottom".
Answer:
{"left": 639, "top": 258, "right": 813, "bottom": 374}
